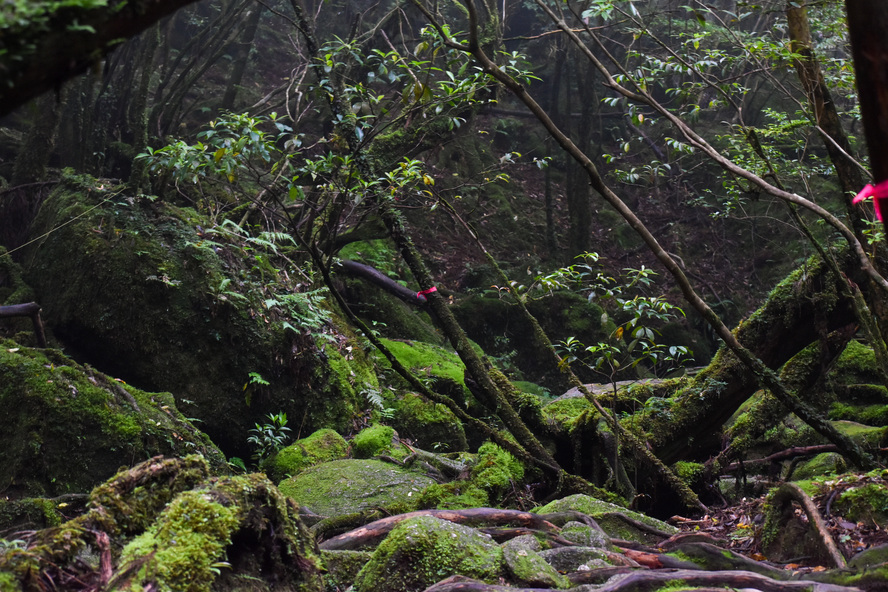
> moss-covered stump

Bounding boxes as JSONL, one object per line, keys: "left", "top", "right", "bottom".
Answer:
{"left": 278, "top": 459, "right": 434, "bottom": 517}
{"left": 0, "top": 339, "right": 224, "bottom": 498}
{"left": 415, "top": 442, "right": 525, "bottom": 509}
{"left": 533, "top": 494, "right": 677, "bottom": 545}
{"left": 261, "top": 429, "right": 349, "bottom": 484}
{"left": 0, "top": 456, "right": 324, "bottom": 592}
{"left": 18, "top": 175, "right": 374, "bottom": 456}
{"left": 352, "top": 515, "right": 504, "bottom": 592}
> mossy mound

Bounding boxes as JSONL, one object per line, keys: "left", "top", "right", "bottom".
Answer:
{"left": 376, "top": 338, "right": 475, "bottom": 409}
{"left": 278, "top": 459, "right": 433, "bottom": 517}
{"left": 19, "top": 175, "right": 374, "bottom": 457}
{"left": 352, "top": 515, "right": 504, "bottom": 592}
{"left": 391, "top": 392, "right": 468, "bottom": 452}
{"left": 830, "top": 341, "right": 883, "bottom": 385}
{"left": 0, "top": 456, "right": 324, "bottom": 592}
{"left": 351, "top": 424, "right": 397, "bottom": 458}
{"left": 835, "top": 479, "right": 888, "bottom": 524}
{"left": 533, "top": 494, "right": 677, "bottom": 544}
{"left": 790, "top": 453, "right": 847, "bottom": 480}
{"left": 0, "top": 339, "right": 224, "bottom": 498}
{"left": 261, "top": 428, "right": 349, "bottom": 484}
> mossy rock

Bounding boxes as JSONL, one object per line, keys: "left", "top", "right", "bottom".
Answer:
{"left": 533, "top": 494, "right": 677, "bottom": 544}
{"left": 351, "top": 424, "right": 397, "bottom": 458}
{"left": 501, "top": 534, "right": 571, "bottom": 589}
{"left": 375, "top": 338, "right": 475, "bottom": 410}
{"left": 790, "top": 453, "right": 847, "bottom": 481}
{"left": 352, "top": 515, "right": 504, "bottom": 592}
{"left": 19, "top": 175, "right": 372, "bottom": 457}
{"left": 278, "top": 459, "right": 433, "bottom": 517}
{"left": 0, "top": 339, "right": 224, "bottom": 498}
{"left": 321, "top": 549, "right": 373, "bottom": 592}
{"left": 834, "top": 481, "right": 888, "bottom": 524}
{"left": 391, "top": 392, "right": 468, "bottom": 452}
{"left": 829, "top": 401, "right": 888, "bottom": 425}
{"left": 831, "top": 341, "right": 883, "bottom": 385}
{"left": 542, "top": 396, "right": 595, "bottom": 435}
{"left": 262, "top": 428, "right": 349, "bottom": 483}
{"left": 833, "top": 420, "right": 888, "bottom": 449}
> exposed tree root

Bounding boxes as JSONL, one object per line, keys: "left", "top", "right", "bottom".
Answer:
{"left": 765, "top": 482, "right": 847, "bottom": 569}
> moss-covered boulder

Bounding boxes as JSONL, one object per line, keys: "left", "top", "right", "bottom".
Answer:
{"left": 501, "top": 534, "right": 570, "bottom": 589}
{"left": 392, "top": 392, "right": 468, "bottom": 452}
{"left": 533, "top": 494, "right": 677, "bottom": 545}
{"left": 376, "top": 338, "right": 473, "bottom": 407}
{"left": 352, "top": 515, "right": 504, "bottom": 592}
{"left": 351, "top": 424, "right": 397, "bottom": 458}
{"left": 18, "top": 175, "right": 375, "bottom": 457}
{"left": 261, "top": 429, "right": 349, "bottom": 484}
{"left": 278, "top": 459, "right": 434, "bottom": 517}
{"left": 0, "top": 339, "right": 224, "bottom": 498}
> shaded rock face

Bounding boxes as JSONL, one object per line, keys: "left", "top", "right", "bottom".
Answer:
{"left": 278, "top": 459, "right": 434, "bottom": 517}
{"left": 0, "top": 339, "right": 224, "bottom": 498}
{"left": 18, "top": 177, "right": 374, "bottom": 457}
{"left": 352, "top": 515, "right": 504, "bottom": 592}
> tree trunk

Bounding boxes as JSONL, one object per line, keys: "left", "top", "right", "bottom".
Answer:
{"left": 845, "top": 0, "right": 888, "bottom": 236}
{"left": 221, "top": 6, "right": 263, "bottom": 111}
{"left": 10, "top": 86, "right": 69, "bottom": 185}
{"left": 786, "top": 3, "right": 867, "bottom": 241}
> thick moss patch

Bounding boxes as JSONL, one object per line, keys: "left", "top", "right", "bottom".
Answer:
{"left": 261, "top": 428, "right": 349, "bottom": 483}
{"left": 278, "top": 459, "right": 433, "bottom": 516}
{"left": 0, "top": 339, "right": 224, "bottom": 498}
{"left": 352, "top": 515, "right": 504, "bottom": 592}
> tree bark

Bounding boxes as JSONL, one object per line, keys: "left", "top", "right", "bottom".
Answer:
{"left": 845, "top": 0, "right": 888, "bottom": 235}
{"left": 0, "top": 0, "right": 202, "bottom": 116}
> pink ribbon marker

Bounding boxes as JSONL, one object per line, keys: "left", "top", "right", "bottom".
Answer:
{"left": 853, "top": 179, "right": 888, "bottom": 222}
{"left": 416, "top": 286, "right": 437, "bottom": 300}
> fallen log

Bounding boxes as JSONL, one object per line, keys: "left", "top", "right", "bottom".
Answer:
{"left": 0, "top": 302, "right": 46, "bottom": 347}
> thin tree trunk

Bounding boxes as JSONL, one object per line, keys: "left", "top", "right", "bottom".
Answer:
{"left": 11, "top": 86, "right": 69, "bottom": 185}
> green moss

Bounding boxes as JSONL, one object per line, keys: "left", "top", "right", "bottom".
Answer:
{"left": 352, "top": 515, "right": 504, "bottom": 592}
{"left": 262, "top": 428, "right": 349, "bottom": 483}
{"left": 120, "top": 490, "right": 240, "bottom": 592}
{"left": 790, "top": 453, "right": 847, "bottom": 480}
{"left": 352, "top": 425, "right": 396, "bottom": 458}
{"left": 0, "top": 340, "right": 224, "bottom": 498}
{"left": 415, "top": 442, "right": 524, "bottom": 510}
{"left": 378, "top": 339, "right": 466, "bottom": 385}
{"left": 392, "top": 393, "right": 468, "bottom": 452}
{"left": 533, "top": 494, "right": 676, "bottom": 544}
{"left": 278, "top": 459, "right": 433, "bottom": 517}
{"left": 832, "top": 341, "right": 881, "bottom": 384}
{"left": 835, "top": 482, "right": 888, "bottom": 524}
{"left": 672, "top": 461, "right": 704, "bottom": 487}
{"left": 829, "top": 402, "right": 888, "bottom": 425}
{"left": 542, "top": 397, "right": 595, "bottom": 434}
{"left": 0, "top": 498, "right": 65, "bottom": 532}
{"left": 833, "top": 420, "right": 888, "bottom": 448}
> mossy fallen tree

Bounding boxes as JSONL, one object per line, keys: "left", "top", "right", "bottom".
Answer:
{"left": 636, "top": 251, "right": 863, "bottom": 465}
